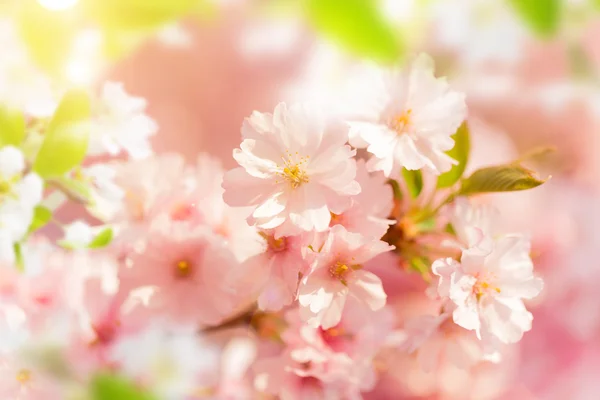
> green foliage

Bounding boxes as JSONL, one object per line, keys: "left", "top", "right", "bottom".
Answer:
{"left": 508, "top": 0, "right": 562, "bottom": 38}
{"left": 0, "top": 107, "right": 26, "bottom": 147}
{"left": 33, "top": 90, "right": 91, "bottom": 178}
{"left": 88, "top": 227, "right": 114, "bottom": 249}
{"left": 459, "top": 163, "right": 548, "bottom": 196}
{"left": 28, "top": 206, "right": 52, "bottom": 233}
{"left": 437, "top": 122, "right": 470, "bottom": 188}
{"left": 84, "top": 0, "right": 199, "bottom": 30}
{"left": 90, "top": 373, "right": 157, "bottom": 400}
{"left": 305, "top": 0, "right": 403, "bottom": 63}
{"left": 402, "top": 168, "right": 423, "bottom": 198}
{"left": 17, "top": 1, "right": 78, "bottom": 74}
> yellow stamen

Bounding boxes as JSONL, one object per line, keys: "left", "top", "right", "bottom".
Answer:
{"left": 175, "top": 260, "right": 192, "bottom": 278}
{"left": 16, "top": 369, "right": 31, "bottom": 384}
{"left": 276, "top": 150, "right": 309, "bottom": 188}
{"left": 390, "top": 109, "right": 412, "bottom": 134}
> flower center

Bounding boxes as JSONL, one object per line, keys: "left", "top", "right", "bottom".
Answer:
{"left": 16, "top": 369, "right": 31, "bottom": 385}
{"left": 329, "top": 261, "right": 362, "bottom": 285}
{"left": 390, "top": 109, "right": 412, "bottom": 134}
{"left": 473, "top": 274, "right": 501, "bottom": 301}
{"left": 277, "top": 150, "right": 309, "bottom": 189}
{"left": 170, "top": 202, "right": 197, "bottom": 221}
{"left": 175, "top": 260, "right": 192, "bottom": 278}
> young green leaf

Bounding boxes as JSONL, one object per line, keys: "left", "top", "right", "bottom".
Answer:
{"left": 28, "top": 206, "right": 52, "bottom": 233}
{"left": 0, "top": 107, "right": 26, "bottom": 147}
{"left": 437, "top": 122, "right": 470, "bottom": 188}
{"left": 88, "top": 228, "right": 114, "bottom": 249}
{"left": 33, "top": 90, "right": 91, "bottom": 178}
{"left": 508, "top": 0, "right": 562, "bottom": 38}
{"left": 459, "top": 164, "right": 548, "bottom": 196}
{"left": 305, "top": 0, "right": 403, "bottom": 64}
{"left": 90, "top": 373, "right": 157, "bottom": 400}
{"left": 402, "top": 168, "right": 423, "bottom": 198}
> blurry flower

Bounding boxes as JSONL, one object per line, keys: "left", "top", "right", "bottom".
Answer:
{"left": 81, "top": 164, "right": 125, "bottom": 222}
{"left": 297, "top": 225, "right": 393, "bottom": 329}
{"left": 109, "top": 324, "right": 219, "bottom": 399}
{"left": 61, "top": 221, "right": 94, "bottom": 249}
{"left": 120, "top": 219, "right": 243, "bottom": 326}
{"left": 401, "top": 308, "right": 501, "bottom": 372}
{"left": 222, "top": 103, "right": 360, "bottom": 238}
{"left": 0, "top": 146, "right": 43, "bottom": 263}
{"left": 432, "top": 234, "right": 543, "bottom": 344}
{"left": 347, "top": 54, "right": 467, "bottom": 177}
{"left": 90, "top": 82, "right": 158, "bottom": 160}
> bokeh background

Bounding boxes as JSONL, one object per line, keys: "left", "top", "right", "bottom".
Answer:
{"left": 3, "top": 0, "right": 600, "bottom": 398}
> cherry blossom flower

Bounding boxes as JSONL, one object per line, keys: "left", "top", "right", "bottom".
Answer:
{"left": 401, "top": 308, "right": 501, "bottom": 372}
{"left": 119, "top": 219, "right": 243, "bottom": 326}
{"left": 0, "top": 146, "right": 43, "bottom": 263}
{"left": 243, "top": 231, "right": 310, "bottom": 312}
{"left": 432, "top": 234, "right": 543, "bottom": 344}
{"left": 222, "top": 102, "right": 360, "bottom": 237}
{"left": 347, "top": 54, "right": 467, "bottom": 177}
{"left": 329, "top": 160, "right": 394, "bottom": 239}
{"left": 297, "top": 225, "right": 393, "bottom": 329}
{"left": 89, "top": 81, "right": 158, "bottom": 160}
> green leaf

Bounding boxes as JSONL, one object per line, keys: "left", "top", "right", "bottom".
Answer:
{"left": 88, "top": 228, "right": 114, "bottom": 249}
{"left": 305, "top": 0, "right": 403, "bottom": 63}
{"left": 28, "top": 206, "right": 52, "bottom": 233}
{"left": 387, "top": 179, "right": 402, "bottom": 200}
{"left": 402, "top": 168, "right": 423, "bottom": 198}
{"left": 0, "top": 107, "right": 26, "bottom": 147}
{"left": 13, "top": 243, "right": 24, "bottom": 272}
{"left": 459, "top": 164, "right": 548, "bottom": 196}
{"left": 508, "top": 0, "right": 562, "bottom": 38}
{"left": 437, "top": 122, "right": 470, "bottom": 188}
{"left": 91, "top": 373, "right": 157, "bottom": 400}
{"left": 33, "top": 90, "right": 91, "bottom": 178}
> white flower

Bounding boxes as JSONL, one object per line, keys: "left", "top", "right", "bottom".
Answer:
{"left": 61, "top": 220, "right": 95, "bottom": 249}
{"left": 90, "top": 82, "right": 157, "bottom": 160}
{"left": 297, "top": 225, "right": 392, "bottom": 329}
{"left": 432, "top": 234, "right": 543, "bottom": 344}
{"left": 109, "top": 325, "right": 219, "bottom": 399}
{"left": 347, "top": 54, "right": 467, "bottom": 177}
{"left": 83, "top": 164, "right": 125, "bottom": 221}
{"left": 0, "top": 146, "right": 43, "bottom": 263}
{"left": 223, "top": 103, "right": 360, "bottom": 237}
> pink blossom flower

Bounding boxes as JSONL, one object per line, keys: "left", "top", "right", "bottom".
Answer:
{"left": 222, "top": 103, "right": 360, "bottom": 237}
{"left": 329, "top": 160, "right": 395, "bottom": 239}
{"left": 283, "top": 298, "right": 395, "bottom": 363}
{"left": 401, "top": 308, "right": 501, "bottom": 372}
{"left": 347, "top": 54, "right": 467, "bottom": 177}
{"left": 432, "top": 234, "right": 543, "bottom": 344}
{"left": 148, "top": 154, "right": 262, "bottom": 262}
{"left": 119, "top": 219, "right": 243, "bottom": 327}
{"left": 297, "top": 225, "right": 393, "bottom": 329}
{"left": 243, "top": 231, "right": 310, "bottom": 312}
{"left": 254, "top": 350, "right": 376, "bottom": 400}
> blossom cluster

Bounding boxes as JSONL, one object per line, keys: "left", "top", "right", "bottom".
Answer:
{"left": 0, "top": 28, "right": 547, "bottom": 399}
